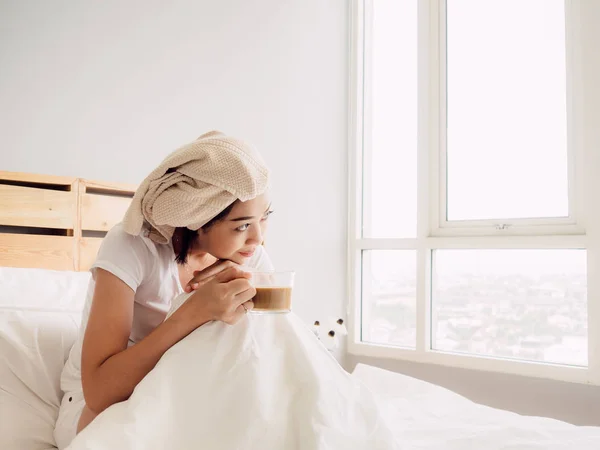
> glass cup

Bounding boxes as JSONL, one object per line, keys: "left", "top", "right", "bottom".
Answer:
{"left": 248, "top": 271, "right": 295, "bottom": 314}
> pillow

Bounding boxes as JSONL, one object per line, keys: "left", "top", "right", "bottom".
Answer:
{"left": 0, "top": 267, "right": 90, "bottom": 311}
{"left": 0, "top": 268, "right": 90, "bottom": 450}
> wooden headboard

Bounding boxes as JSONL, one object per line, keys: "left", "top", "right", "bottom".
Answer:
{"left": 0, "top": 171, "right": 136, "bottom": 271}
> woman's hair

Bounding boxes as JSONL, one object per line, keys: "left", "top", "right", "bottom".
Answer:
{"left": 173, "top": 202, "right": 236, "bottom": 265}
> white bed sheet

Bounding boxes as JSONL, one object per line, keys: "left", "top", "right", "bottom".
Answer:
{"left": 352, "top": 363, "right": 600, "bottom": 449}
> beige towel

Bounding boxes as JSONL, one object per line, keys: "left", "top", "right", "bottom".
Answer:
{"left": 122, "top": 131, "right": 270, "bottom": 244}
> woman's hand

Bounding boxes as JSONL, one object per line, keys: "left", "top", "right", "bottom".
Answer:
{"left": 184, "top": 259, "right": 238, "bottom": 293}
{"left": 176, "top": 266, "right": 255, "bottom": 327}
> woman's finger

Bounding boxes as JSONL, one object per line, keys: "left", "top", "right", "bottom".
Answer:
{"left": 196, "top": 260, "right": 236, "bottom": 280}
{"left": 232, "top": 284, "right": 256, "bottom": 306}
{"left": 215, "top": 266, "right": 252, "bottom": 284}
{"left": 232, "top": 301, "right": 254, "bottom": 321}
{"left": 224, "top": 277, "right": 254, "bottom": 296}
{"left": 185, "top": 260, "right": 238, "bottom": 290}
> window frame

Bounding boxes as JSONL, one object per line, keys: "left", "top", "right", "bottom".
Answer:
{"left": 347, "top": 0, "right": 600, "bottom": 385}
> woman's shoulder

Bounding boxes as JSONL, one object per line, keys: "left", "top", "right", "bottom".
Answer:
{"left": 96, "top": 223, "right": 174, "bottom": 271}
{"left": 101, "top": 223, "right": 156, "bottom": 255}
{"left": 92, "top": 223, "right": 172, "bottom": 291}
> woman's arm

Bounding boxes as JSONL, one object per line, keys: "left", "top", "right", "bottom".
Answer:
{"left": 80, "top": 269, "right": 200, "bottom": 414}
{"left": 81, "top": 266, "right": 255, "bottom": 415}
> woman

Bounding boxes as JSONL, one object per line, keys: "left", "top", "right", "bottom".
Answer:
{"left": 54, "top": 131, "right": 273, "bottom": 449}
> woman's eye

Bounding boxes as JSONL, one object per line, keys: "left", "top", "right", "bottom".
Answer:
{"left": 236, "top": 223, "right": 250, "bottom": 232}
{"left": 261, "top": 210, "right": 274, "bottom": 221}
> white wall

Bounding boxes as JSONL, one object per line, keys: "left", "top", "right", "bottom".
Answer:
{"left": 0, "top": 0, "right": 349, "bottom": 326}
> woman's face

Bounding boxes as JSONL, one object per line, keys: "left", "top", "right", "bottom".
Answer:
{"left": 194, "top": 193, "right": 272, "bottom": 265}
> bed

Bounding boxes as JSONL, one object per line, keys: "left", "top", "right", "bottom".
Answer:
{"left": 0, "top": 171, "right": 135, "bottom": 450}
{"left": 1, "top": 171, "right": 598, "bottom": 450}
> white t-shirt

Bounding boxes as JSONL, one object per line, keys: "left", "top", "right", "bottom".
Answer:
{"left": 60, "top": 223, "right": 274, "bottom": 395}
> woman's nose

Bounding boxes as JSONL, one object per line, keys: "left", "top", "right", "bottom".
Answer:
{"left": 247, "top": 224, "right": 263, "bottom": 244}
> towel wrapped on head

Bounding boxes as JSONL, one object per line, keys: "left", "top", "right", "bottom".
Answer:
{"left": 122, "top": 131, "right": 270, "bottom": 244}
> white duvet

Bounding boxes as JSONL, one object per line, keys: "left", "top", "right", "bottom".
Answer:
{"left": 67, "top": 312, "right": 600, "bottom": 450}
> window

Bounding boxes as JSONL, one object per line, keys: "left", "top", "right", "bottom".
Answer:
{"left": 362, "top": 250, "right": 417, "bottom": 347}
{"left": 362, "top": 0, "right": 417, "bottom": 239}
{"left": 446, "top": 0, "right": 569, "bottom": 222}
{"left": 432, "top": 249, "right": 587, "bottom": 367}
{"left": 349, "top": 0, "right": 599, "bottom": 384}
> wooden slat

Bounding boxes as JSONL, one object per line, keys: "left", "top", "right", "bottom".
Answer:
{"left": 0, "top": 184, "right": 76, "bottom": 229}
{"left": 71, "top": 179, "right": 83, "bottom": 269}
{"left": 82, "top": 179, "right": 137, "bottom": 196}
{"left": 0, "top": 171, "right": 137, "bottom": 272}
{"left": 81, "top": 193, "right": 132, "bottom": 231}
{"left": 0, "top": 234, "right": 75, "bottom": 270}
{"left": 0, "top": 170, "right": 76, "bottom": 186}
{"left": 79, "top": 237, "right": 103, "bottom": 271}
